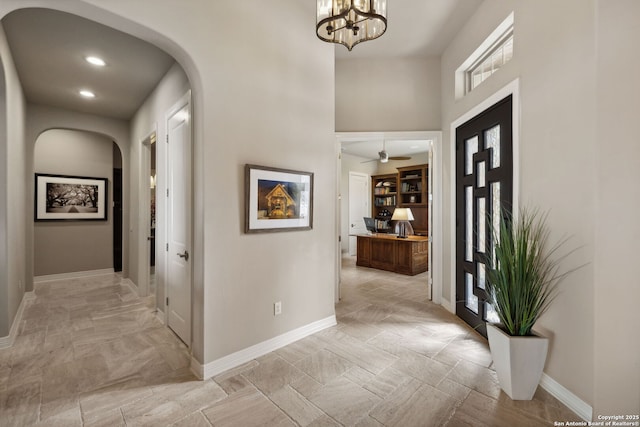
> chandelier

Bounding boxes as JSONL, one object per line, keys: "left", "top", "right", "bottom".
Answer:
{"left": 316, "top": 0, "right": 387, "bottom": 51}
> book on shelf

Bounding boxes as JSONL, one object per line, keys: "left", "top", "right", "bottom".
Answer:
{"left": 374, "top": 196, "right": 396, "bottom": 206}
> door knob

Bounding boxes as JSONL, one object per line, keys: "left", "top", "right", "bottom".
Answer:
{"left": 177, "top": 250, "right": 189, "bottom": 261}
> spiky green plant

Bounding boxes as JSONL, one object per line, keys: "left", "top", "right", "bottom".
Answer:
{"left": 485, "top": 208, "right": 578, "bottom": 336}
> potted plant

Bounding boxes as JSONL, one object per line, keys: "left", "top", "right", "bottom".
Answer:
{"left": 485, "top": 207, "right": 578, "bottom": 400}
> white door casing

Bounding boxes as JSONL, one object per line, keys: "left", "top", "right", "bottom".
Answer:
{"left": 166, "top": 92, "right": 192, "bottom": 346}
{"left": 348, "top": 172, "right": 370, "bottom": 256}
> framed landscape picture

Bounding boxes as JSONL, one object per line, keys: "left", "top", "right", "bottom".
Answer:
{"left": 245, "top": 164, "right": 313, "bottom": 233}
{"left": 35, "top": 173, "right": 108, "bottom": 221}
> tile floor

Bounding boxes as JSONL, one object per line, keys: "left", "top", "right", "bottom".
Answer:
{"left": 0, "top": 256, "right": 582, "bottom": 426}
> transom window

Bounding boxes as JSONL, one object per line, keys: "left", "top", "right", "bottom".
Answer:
{"left": 467, "top": 29, "right": 513, "bottom": 92}
{"left": 454, "top": 12, "right": 514, "bottom": 99}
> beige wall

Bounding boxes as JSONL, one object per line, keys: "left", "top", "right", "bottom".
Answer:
{"left": 336, "top": 57, "right": 441, "bottom": 132}
{"left": 594, "top": 0, "right": 640, "bottom": 417}
{"left": 33, "top": 129, "right": 114, "bottom": 276}
{"left": 0, "top": 29, "right": 7, "bottom": 337}
{"left": 0, "top": 21, "right": 26, "bottom": 338}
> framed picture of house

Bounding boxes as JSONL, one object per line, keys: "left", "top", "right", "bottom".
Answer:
{"left": 35, "top": 173, "right": 108, "bottom": 221}
{"left": 245, "top": 164, "right": 313, "bottom": 233}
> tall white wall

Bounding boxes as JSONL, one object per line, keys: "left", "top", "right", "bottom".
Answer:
{"left": 336, "top": 57, "right": 441, "bottom": 132}
{"left": 593, "top": 0, "right": 640, "bottom": 417}
{"left": 33, "top": 129, "right": 114, "bottom": 276}
{"left": 129, "top": 62, "right": 189, "bottom": 314}
{"left": 0, "top": 21, "right": 26, "bottom": 338}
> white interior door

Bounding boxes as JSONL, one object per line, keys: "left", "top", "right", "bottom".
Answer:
{"left": 348, "top": 172, "right": 370, "bottom": 255}
{"left": 166, "top": 93, "right": 191, "bottom": 345}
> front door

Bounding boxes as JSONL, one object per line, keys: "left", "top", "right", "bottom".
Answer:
{"left": 166, "top": 93, "right": 192, "bottom": 345}
{"left": 348, "top": 172, "right": 370, "bottom": 255}
{"left": 456, "top": 95, "right": 513, "bottom": 337}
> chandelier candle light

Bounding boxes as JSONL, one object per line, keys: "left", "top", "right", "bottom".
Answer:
{"left": 316, "top": 0, "right": 388, "bottom": 51}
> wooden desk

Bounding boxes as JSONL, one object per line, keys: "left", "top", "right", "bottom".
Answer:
{"left": 356, "top": 234, "right": 428, "bottom": 276}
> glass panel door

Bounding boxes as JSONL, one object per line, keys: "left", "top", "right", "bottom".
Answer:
{"left": 455, "top": 95, "right": 513, "bottom": 336}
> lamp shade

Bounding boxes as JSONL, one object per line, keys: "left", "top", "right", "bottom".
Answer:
{"left": 391, "top": 208, "right": 414, "bottom": 221}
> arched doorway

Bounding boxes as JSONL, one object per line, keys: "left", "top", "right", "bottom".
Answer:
{"left": 33, "top": 129, "right": 122, "bottom": 279}
{"left": 1, "top": 4, "right": 202, "bottom": 352}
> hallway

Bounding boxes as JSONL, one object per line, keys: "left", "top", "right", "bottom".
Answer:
{"left": 0, "top": 259, "right": 579, "bottom": 426}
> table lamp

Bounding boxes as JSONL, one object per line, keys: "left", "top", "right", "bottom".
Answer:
{"left": 391, "top": 208, "right": 414, "bottom": 238}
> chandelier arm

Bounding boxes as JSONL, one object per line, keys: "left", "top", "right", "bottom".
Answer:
{"left": 328, "top": 23, "right": 349, "bottom": 33}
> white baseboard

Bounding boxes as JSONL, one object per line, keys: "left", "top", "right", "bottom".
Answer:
{"left": 122, "top": 278, "right": 138, "bottom": 295}
{"left": 540, "top": 373, "right": 593, "bottom": 421}
{"left": 438, "top": 295, "right": 591, "bottom": 421}
{"left": 34, "top": 268, "right": 115, "bottom": 283}
{"left": 441, "top": 297, "right": 455, "bottom": 314}
{"left": 191, "top": 315, "right": 337, "bottom": 380}
{"left": 0, "top": 291, "right": 35, "bottom": 349}
{"left": 155, "top": 309, "right": 165, "bottom": 324}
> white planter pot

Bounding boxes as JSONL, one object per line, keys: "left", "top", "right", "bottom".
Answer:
{"left": 486, "top": 323, "right": 549, "bottom": 400}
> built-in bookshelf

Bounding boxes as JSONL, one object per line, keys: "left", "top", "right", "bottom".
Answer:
{"left": 371, "top": 173, "right": 396, "bottom": 232}
{"left": 370, "top": 165, "right": 428, "bottom": 235}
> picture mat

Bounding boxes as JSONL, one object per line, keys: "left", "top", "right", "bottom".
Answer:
{"left": 248, "top": 168, "right": 312, "bottom": 231}
{"left": 36, "top": 175, "right": 107, "bottom": 220}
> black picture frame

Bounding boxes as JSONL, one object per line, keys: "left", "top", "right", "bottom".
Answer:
{"left": 35, "top": 173, "right": 109, "bottom": 221}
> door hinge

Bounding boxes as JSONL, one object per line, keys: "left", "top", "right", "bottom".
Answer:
{"left": 166, "top": 189, "right": 169, "bottom": 197}
{"left": 166, "top": 243, "right": 169, "bottom": 251}
{"left": 166, "top": 134, "right": 169, "bottom": 143}
{"left": 166, "top": 297, "right": 169, "bottom": 306}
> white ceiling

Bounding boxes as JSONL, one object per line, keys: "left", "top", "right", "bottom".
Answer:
{"left": 2, "top": 8, "right": 175, "bottom": 120}
{"left": 341, "top": 136, "right": 433, "bottom": 161}
{"left": 334, "top": 0, "right": 483, "bottom": 59}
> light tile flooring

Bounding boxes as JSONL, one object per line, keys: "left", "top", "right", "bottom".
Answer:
{"left": 0, "top": 257, "right": 581, "bottom": 426}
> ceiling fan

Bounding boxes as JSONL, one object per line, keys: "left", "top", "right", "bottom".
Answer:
{"left": 362, "top": 140, "right": 412, "bottom": 163}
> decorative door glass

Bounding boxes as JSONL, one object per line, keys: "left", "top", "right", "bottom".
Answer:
{"left": 455, "top": 96, "right": 513, "bottom": 336}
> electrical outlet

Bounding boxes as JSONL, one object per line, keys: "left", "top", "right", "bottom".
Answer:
{"left": 274, "top": 301, "right": 282, "bottom": 316}
{"left": 18, "top": 279, "right": 23, "bottom": 290}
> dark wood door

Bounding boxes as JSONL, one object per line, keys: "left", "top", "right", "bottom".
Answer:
{"left": 113, "top": 168, "right": 123, "bottom": 272}
{"left": 455, "top": 95, "right": 513, "bottom": 337}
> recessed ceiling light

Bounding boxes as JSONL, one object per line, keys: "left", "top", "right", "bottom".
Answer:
{"left": 79, "top": 90, "right": 96, "bottom": 98}
{"left": 85, "top": 56, "right": 106, "bottom": 66}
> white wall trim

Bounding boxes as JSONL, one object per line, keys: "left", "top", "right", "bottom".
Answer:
{"left": 441, "top": 298, "right": 454, "bottom": 314}
{"left": 449, "top": 78, "right": 521, "bottom": 314}
{"left": 430, "top": 133, "right": 443, "bottom": 305}
{"left": 540, "top": 373, "right": 593, "bottom": 421}
{"left": 0, "top": 291, "right": 35, "bottom": 349}
{"left": 122, "top": 278, "right": 138, "bottom": 295}
{"left": 34, "top": 268, "right": 115, "bottom": 283}
{"left": 155, "top": 309, "right": 165, "bottom": 324}
{"left": 335, "top": 130, "right": 443, "bottom": 307}
{"left": 191, "top": 315, "right": 337, "bottom": 380}
{"left": 137, "top": 129, "right": 157, "bottom": 299}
